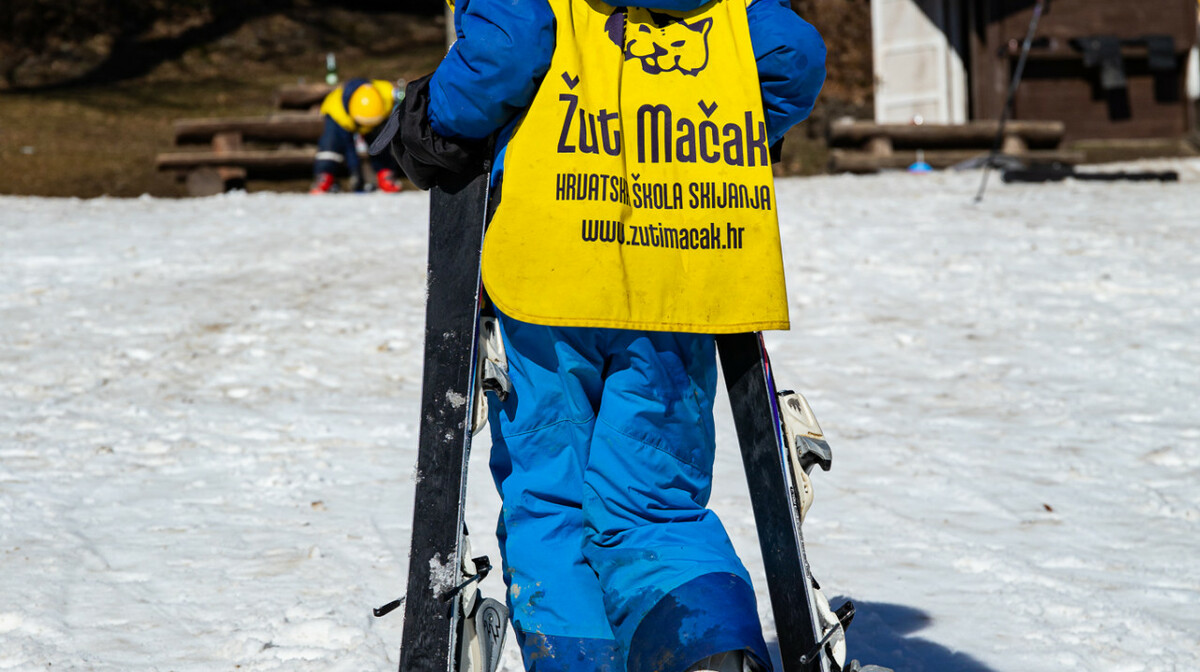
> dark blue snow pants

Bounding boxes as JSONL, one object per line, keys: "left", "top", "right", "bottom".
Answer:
{"left": 312, "top": 117, "right": 397, "bottom": 184}
{"left": 486, "top": 311, "right": 770, "bottom": 672}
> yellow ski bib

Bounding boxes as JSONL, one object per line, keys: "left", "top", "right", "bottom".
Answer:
{"left": 482, "top": 0, "right": 788, "bottom": 333}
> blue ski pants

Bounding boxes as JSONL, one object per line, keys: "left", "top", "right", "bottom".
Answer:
{"left": 486, "top": 311, "right": 770, "bottom": 672}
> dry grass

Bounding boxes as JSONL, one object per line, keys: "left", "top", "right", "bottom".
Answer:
{"left": 0, "top": 20, "right": 444, "bottom": 198}
{"left": 1, "top": 79, "right": 280, "bottom": 197}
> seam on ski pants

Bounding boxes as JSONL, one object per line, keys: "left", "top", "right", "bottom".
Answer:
{"left": 489, "top": 414, "right": 617, "bottom": 647}
{"left": 495, "top": 414, "right": 595, "bottom": 440}
{"left": 591, "top": 414, "right": 711, "bottom": 473}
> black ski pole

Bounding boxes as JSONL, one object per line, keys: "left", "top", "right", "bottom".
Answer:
{"left": 974, "top": 0, "right": 1047, "bottom": 203}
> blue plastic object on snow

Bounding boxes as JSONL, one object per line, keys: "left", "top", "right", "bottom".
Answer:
{"left": 908, "top": 150, "right": 933, "bottom": 173}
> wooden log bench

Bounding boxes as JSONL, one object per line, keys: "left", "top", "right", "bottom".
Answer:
{"left": 171, "top": 114, "right": 324, "bottom": 145}
{"left": 827, "top": 120, "right": 1084, "bottom": 174}
{"left": 155, "top": 113, "right": 326, "bottom": 196}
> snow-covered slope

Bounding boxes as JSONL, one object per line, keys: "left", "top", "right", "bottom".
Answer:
{"left": 2, "top": 162, "right": 1198, "bottom": 671}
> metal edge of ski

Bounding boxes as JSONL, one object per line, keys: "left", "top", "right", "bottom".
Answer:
{"left": 717, "top": 332, "right": 864, "bottom": 672}
{"left": 373, "top": 161, "right": 507, "bottom": 672}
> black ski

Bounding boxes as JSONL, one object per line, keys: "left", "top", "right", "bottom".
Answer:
{"left": 717, "top": 332, "right": 837, "bottom": 672}
{"left": 395, "top": 166, "right": 491, "bottom": 672}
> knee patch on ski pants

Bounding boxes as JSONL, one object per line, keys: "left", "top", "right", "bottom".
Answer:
{"left": 487, "top": 311, "right": 770, "bottom": 672}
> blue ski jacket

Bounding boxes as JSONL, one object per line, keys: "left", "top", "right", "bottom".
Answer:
{"left": 428, "top": 0, "right": 825, "bottom": 148}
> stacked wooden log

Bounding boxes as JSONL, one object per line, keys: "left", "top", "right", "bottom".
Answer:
{"left": 156, "top": 113, "right": 327, "bottom": 196}
{"left": 827, "top": 120, "right": 1086, "bottom": 173}
{"left": 156, "top": 84, "right": 335, "bottom": 196}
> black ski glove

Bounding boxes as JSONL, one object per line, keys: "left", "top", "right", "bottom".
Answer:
{"left": 368, "top": 75, "right": 489, "bottom": 191}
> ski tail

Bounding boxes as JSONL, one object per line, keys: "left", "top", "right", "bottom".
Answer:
{"left": 718, "top": 332, "right": 826, "bottom": 672}
{"left": 720, "top": 333, "right": 893, "bottom": 672}
{"left": 388, "top": 162, "right": 498, "bottom": 672}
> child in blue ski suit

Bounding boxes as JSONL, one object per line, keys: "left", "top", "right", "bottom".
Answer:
{"left": 379, "top": 1, "right": 824, "bottom": 670}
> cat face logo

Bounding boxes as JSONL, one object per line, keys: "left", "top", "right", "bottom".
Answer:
{"left": 606, "top": 9, "right": 713, "bottom": 77}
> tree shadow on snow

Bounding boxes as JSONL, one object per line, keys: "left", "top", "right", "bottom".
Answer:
{"left": 764, "top": 600, "right": 998, "bottom": 672}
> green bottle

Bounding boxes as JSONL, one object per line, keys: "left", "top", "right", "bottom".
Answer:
{"left": 325, "top": 53, "right": 338, "bottom": 86}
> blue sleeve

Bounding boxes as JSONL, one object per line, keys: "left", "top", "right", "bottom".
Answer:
{"left": 747, "top": 0, "right": 826, "bottom": 144}
{"left": 428, "top": 0, "right": 556, "bottom": 140}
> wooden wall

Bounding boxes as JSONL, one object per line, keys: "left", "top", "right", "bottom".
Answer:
{"left": 968, "top": 0, "right": 1198, "bottom": 141}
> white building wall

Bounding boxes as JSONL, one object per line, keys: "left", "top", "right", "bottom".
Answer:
{"left": 872, "top": 0, "right": 968, "bottom": 124}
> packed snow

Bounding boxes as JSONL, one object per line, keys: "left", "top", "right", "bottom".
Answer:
{"left": 2, "top": 161, "right": 1198, "bottom": 671}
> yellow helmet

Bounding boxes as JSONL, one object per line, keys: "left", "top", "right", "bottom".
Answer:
{"left": 348, "top": 84, "right": 387, "bottom": 129}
